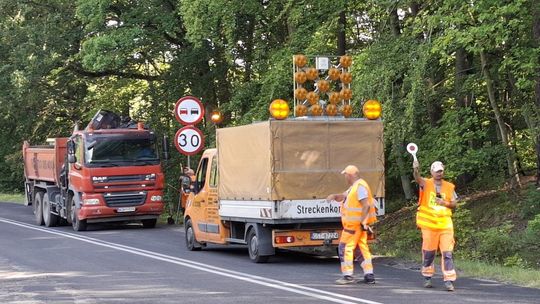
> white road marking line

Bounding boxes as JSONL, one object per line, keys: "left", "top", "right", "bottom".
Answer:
{"left": 0, "top": 218, "right": 383, "bottom": 304}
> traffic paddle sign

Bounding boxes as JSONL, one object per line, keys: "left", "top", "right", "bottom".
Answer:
{"left": 174, "top": 96, "right": 205, "bottom": 125}
{"left": 406, "top": 143, "right": 418, "bottom": 162}
{"left": 175, "top": 126, "right": 205, "bottom": 156}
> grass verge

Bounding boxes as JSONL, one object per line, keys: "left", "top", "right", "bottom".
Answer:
{"left": 376, "top": 246, "right": 540, "bottom": 289}
{"left": 456, "top": 259, "right": 540, "bottom": 288}
{"left": 0, "top": 193, "right": 25, "bottom": 204}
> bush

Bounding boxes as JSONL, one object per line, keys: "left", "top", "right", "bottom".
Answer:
{"left": 452, "top": 207, "right": 476, "bottom": 256}
{"left": 392, "top": 228, "right": 422, "bottom": 253}
{"left": 503, "top": 254, "right": 527, "bottom": 268}
{"left": 520, "top": 186, "right": 540, "bottom": 219}
{"left": 520, "top": 214, "right": 540, "bottom": 268}
{"left": 475, "top": 222, "right": 517, "bottom": 264}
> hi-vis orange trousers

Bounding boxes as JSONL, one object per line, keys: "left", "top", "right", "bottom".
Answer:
{"left": 421, "top": 228, "right": 457, "bottom": 281}
{"left": 338, "top": 228, "right": 373, "bottom": 276}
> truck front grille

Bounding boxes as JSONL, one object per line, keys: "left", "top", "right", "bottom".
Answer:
{"left": 103, "top": 191, "right": 147, "bottom": 207}
{"left": 94, "top": 174, "right": 153, "bottom": 183}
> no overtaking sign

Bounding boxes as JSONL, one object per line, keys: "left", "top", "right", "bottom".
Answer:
{"left": 174, "top": 96, "right": 205, "bottom": 126}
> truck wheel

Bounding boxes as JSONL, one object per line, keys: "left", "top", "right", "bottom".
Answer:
{"left": 247, "top": 229, "right": 270, "bottom": 263}
{"left": 34, "top": 191, "right": 44, "bottom": 226}
{"left": 185, "top": 219, "right": 202, "bottom": 251}
{"left": 70, "top": 198, "right": 87, "bottom": 231}
{"left": 142, "top": 219, "right": 157, "bottom": 228}
{"left": 43, "top": 194, "right": 59, "bottom": 227}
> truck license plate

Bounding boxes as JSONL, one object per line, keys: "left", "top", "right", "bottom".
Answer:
{"left": 117, "top": 207, "right": 136, "bottom": 213}
{"left": 310, "top": 231, "right": 339, "bottom": 241}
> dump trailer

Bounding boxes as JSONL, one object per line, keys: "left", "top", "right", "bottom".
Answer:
{"left": 183, "top": 118, "right": 384, "bottom": 262}
{"left": 23, "top": 111, "right": 166, "bottom": 231}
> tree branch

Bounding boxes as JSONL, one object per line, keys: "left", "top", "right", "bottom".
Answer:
{"left": 68, "top": 63, "right": 160, "bottom": 81}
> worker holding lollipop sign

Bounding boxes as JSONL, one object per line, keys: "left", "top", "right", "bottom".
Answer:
{"left": 408, "top": 143, "right": 459, "bottom": 292}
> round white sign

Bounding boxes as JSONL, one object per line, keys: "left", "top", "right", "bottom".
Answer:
{"left": 406, "top": 143, "right": 418, "bottom": 161}
{"left": 174, "top": 96, "right": 205, "bottom": 125}
{"left": 175, "top": 126, "right": 205, "bottom": 155}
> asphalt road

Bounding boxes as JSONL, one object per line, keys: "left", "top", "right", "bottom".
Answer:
{"left": 1, "top": 201, "right": 539, "bottom": 304}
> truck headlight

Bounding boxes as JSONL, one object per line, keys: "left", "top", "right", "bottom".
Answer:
{"left": 145, "top": 173, "right": 156, "bottom": 181}
{"left": 150, "top": 195, "right": 162, "bottom": 202}
{"left": 83, "top": 198, "right": 100, "bottom": 205}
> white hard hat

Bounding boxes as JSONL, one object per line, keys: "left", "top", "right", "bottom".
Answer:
{"left": 430, "top": 161, "right": 444, "bottom": 172}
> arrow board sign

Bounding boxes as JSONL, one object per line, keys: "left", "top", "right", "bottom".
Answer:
{"left": 174, "top": 96, "right": 205, "bottom": 125}
{"left": 175, "top": 126, "right": 205, "bottom": 156}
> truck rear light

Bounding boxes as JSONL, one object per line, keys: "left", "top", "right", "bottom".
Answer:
{"left": 274, "top": 236, "right": 295, "bottom": 244}
{"left": 83, "top": 198, "right": 100, "bottom": 205}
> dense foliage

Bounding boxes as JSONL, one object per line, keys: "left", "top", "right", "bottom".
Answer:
{"left": 375, "top": 185, "right": 540, "bottom": 269}
{"left": 1, "top": 1, "right": 538, "bottom": 211}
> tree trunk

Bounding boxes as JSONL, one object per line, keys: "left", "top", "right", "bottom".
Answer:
{"left": 455, "top": 47, "right": 478, "bottom": 149}
{"left": 389, "top": 8, "right": 401, "bottom": 36}
{"left": 455, "top": 47, "right": 468, "bottom": 108}
{"left": 337, "top": 11, "right": 346, "bottom": 55}
{"left": 394, "top": 138, "right": 413, "bottom": 200}
{"left": 533, "top": 3, "right": 540, "bottom": 186}
{"left": 410, "top": 2, "right": 420, "bottom": 16}
{"left": 426, "top": 73, "right": 443, "bottom": 127}
{"left": 387, "top": 9, "right": 411, "bottom": 198}
{"left": 480, "top": 51, "right": 521, "bottom": 188}
{"left": 243, "top": 15, "right": 255, "bottom": 82}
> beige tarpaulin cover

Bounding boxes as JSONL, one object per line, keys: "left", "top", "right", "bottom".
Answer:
{"left": 217, "top": 119, "right": 384, "bottom": 201}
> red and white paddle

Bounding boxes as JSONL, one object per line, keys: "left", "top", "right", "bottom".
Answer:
{"left": 406, "top": 143, "right": 418, "bottom": 162}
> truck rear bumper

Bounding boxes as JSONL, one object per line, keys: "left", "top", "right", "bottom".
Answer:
{"left": 273, "top": 228, "right": 342, "bottom": 248}
{"left": 78, "top": 202, "right": 164, "bottom": 222}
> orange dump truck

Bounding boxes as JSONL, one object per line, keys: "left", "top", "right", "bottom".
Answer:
{"left": 183, "top": 118, "right": 384, "bottom": 262}
{"left": 23, "top": 110, "right": 166, "bottom": 231}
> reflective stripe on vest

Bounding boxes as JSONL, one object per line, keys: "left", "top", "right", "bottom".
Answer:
{"left": 341, "top": 179, "right": 377, "bottom": 230}
{"left": 416, "top": 178, "right": 455, "bottom": 230}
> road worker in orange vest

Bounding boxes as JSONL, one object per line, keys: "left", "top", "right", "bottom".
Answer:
{"left": 413, "top": 160, "right": 458, "bottom": 292}
{"left": 327, "top": 165, "right": 377, "bottom": 285}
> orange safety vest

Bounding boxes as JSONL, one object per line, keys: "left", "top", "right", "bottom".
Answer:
{"left": 341, "top": 179, "right": 377, "bottom": 231}
{"left": 416, "top": 178, "right": 455, "bottom": 230}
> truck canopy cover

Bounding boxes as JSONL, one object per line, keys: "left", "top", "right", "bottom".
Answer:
{"left": 217, "top": 119, "right": 384, "bottom": 200}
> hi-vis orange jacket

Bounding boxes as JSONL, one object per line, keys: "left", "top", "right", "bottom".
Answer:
{"left": 341, "top": 179, "right": 377, "bottom": 231}
{"left": 416, "top": 178, "right": 455, "bottom": 230}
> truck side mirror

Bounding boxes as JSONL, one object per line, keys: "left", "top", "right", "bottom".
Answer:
{"left": 162, "top": 135, "right": 170, "bottom": 160}
{"left": 67, "top": 140, "right": 76, "bottom": 163}
{"left": 68, "top": 154, "right": 77, "bottom": 164}
{"left": 67, "top": 140, "right": 75, "bottom": 154}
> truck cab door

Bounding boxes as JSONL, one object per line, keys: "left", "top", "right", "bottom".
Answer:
{"left": 68, "top": 135, "right": 84, "bottom": 188}
{"left": 205, "top": 154, "right": 223, "bottom": 242}
{"left": 191, "top": 157, "right": 210, "bottom": 241}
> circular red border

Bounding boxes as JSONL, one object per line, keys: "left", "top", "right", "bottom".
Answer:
{"left": 174, "top": 125, "right": 205, "bottom": 156}
{"left": 174, "top": 96, "right": 205, "bottom": 126}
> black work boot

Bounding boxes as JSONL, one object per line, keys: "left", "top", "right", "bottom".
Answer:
{"left": 364, "top": 273, "right": 376, "bottom": 284}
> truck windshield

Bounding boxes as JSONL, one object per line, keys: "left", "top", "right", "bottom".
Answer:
{"left": 84, "top": 134, "right": 159, "bottom": 167}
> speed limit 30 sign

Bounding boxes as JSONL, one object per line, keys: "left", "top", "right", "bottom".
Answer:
{"left": 175, "top": 125, "right": 204, "bottom": 155}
